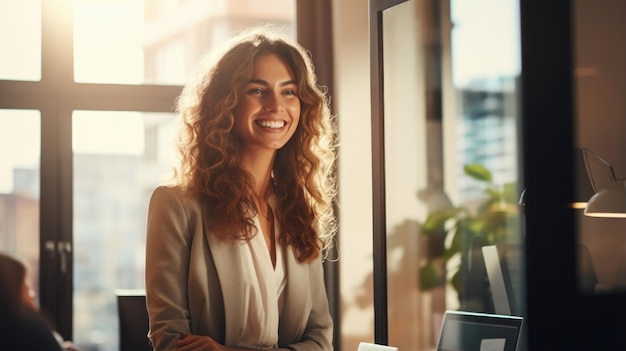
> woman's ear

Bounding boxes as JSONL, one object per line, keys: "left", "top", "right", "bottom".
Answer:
{"left": 21, "top": 281, "right": 38, "bottom": 310}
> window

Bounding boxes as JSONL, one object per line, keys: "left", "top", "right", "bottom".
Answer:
{"left": 0, "top": 1, "right": 296, "bottom": 350}
{"left": 370, "top": 0, "right": 523, "bottom": 349}
{"left": 72, "top": 111, "right": 177, "bottom": 349}
{"left": 0, "top": 0, "right": 42, "bottom": 81}
{"left": 0, "top": 110, "right": 41, "bottom": 297}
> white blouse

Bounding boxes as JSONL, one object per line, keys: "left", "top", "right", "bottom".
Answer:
{"left": 237, "top": 215, "right": 287, "bottom": 349}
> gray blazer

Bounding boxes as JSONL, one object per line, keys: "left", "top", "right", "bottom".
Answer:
{"left": 145, "top": 185, "right": 333, "bottom": 350}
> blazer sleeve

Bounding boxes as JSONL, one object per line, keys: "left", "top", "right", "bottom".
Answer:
{"left": 145, "top": 186, "right": 193, "bottom": 350}
{"left": 280, "top": 256, "right": 334, "bottom": 351}
{"left": 302, "top": 257, "right": 334, "bottom": 351}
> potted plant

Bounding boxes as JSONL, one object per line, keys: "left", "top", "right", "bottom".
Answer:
{"left": 418, "top": 163, "right": 521, "bottom": 311}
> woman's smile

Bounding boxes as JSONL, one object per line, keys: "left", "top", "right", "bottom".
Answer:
{"left": 256, "top": 119, "right": 286, "bottom": 129}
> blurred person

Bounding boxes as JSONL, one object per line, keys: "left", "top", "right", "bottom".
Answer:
{"left": 0, "top": 252, "right": 63, "bottom": 350}
{"left": 145, "top": 25, "right": 338, "bottom": 350}
{"left": 0, "top": 252, "right": 81, "bottom": 351}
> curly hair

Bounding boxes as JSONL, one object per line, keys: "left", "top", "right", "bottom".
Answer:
{"left": 173, "top": 26, "right": 338, "bottom": 263}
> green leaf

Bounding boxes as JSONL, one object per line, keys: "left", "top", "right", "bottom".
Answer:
{"left": 503, "top": 182, "right": 520, "bottom": 203}
{"left": 484, "top": 187, "right": 500, "bottom": 199}
{"left": 444, "top": 222, "right": 478, "bottom": 262}
{"left": 421, "top": 208, "right": 461, "bottom": 236}
{"left": 418, "top": 261, "right": 444, "bottom": 290}
{"left": 445, "top": 226, "right": 464, "bottom": 260}
{"left": 450, "top": 269, "right": 462, "bottom": 295}
{"left": 464, "top": 164, "right": 492, "bottom": 182}
{"left": 461, "top": 217, "right": 483, "bottom": 237}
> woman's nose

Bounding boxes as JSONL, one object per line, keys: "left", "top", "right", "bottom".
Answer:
{"left": 264, "top": 92, "right": 280, "bottom": 112}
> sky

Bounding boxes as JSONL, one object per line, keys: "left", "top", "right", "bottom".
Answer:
{"left": 451, "top": 0, "right": 521, "bottom": 86}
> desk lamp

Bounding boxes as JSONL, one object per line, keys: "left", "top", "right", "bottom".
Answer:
{"left": 571, "top": 147, "right": 595, "bottom": 209}
{"left": 581, "top": 148, "right": 626, "bottom": 218}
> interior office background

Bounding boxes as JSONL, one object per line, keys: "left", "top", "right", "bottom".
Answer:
{"left": 0, "top": 0, "right": 624, "bottom": 350}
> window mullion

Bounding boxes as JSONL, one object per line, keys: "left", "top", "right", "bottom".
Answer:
{"left": 41, "top": 0, "right": 74, "bottom": 86}
{"left": 39, "top": 0, "right": 74, "bottom": 340}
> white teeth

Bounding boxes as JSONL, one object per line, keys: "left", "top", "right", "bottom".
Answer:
{"left": 258, "top": 120, "right": 285, "bottom": 129}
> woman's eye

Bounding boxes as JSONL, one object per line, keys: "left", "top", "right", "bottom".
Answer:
{"left": 248, "top": 88, "right": 264, "bottom": 95}
{"left": 283, "top": 89, "right": 297, "bottom": 96}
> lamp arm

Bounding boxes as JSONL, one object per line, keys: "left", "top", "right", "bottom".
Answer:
{"left": 581, "top": 148, "right": 619, "bottom": 192}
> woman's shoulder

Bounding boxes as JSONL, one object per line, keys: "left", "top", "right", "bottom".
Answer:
{"left": 151, "top": 184, "right": 192, "bottom": 201}
{"left": 149, "top": 184, "right": 203, "bottom": 212}
{"left": 151, "top": 184, "right": 183, "bottom": 197}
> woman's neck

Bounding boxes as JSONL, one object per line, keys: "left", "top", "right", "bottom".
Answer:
{"left": 240, "top": 150, "right": 276, "bottom": 197}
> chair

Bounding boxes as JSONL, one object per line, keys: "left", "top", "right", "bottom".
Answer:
{"left": 116, "top": 289, "right": 152, "bottom": 351}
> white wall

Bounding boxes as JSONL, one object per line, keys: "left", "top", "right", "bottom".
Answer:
{"left": 331, "top": 0, "right": 375, "bottom": 349}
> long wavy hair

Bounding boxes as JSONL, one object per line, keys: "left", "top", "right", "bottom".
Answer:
{"left": 173, "top": 26, "right": 337, "bottom": 263}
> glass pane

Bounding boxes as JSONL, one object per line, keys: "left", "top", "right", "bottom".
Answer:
{"left": 448, "top": 0, "right": 523, "bottom": 315}
{"left": 449, "top": 0, "right": 522, "bottom": 317}
{"left": 381, "top": 0, "right": 523, "bottom": 349}
{"left": 0, "top": 0, "right": 42, "bottom": 81}
{"left": 382, "top": 3, "right": 432, "bottom": 348}
{"left": 73, "top": 0, "right": 296, "bottom": 85}
{"left": 0, "top": 110, "right": 41, "bottom": 299}
{"left": 72, "top": 111, "right": 177, "bottom": 351}
{"left": 573, "top": 0, "right": 626, "bottom": 293}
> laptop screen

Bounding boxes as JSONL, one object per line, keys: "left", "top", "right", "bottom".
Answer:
{"left": 437, "top": 311, "right": 523, "bottom": 351}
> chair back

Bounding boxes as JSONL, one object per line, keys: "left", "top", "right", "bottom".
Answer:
{"left": 116, "top": 289, "right": 152, "bottom": 351}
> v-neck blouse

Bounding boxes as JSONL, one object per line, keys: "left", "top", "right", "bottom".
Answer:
{"left": 237, "top": 214, "right": 287, "bottom": 349}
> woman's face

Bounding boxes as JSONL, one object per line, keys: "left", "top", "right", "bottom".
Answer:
{"left": 233, "top": 53, "right": 301, "bottom": 154}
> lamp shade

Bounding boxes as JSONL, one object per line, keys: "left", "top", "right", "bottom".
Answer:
{"left": 572, "top": 147, "right": 595, "bottom": 209}
{"left": 584, "top": 180, "right": 626, "bottom": 218}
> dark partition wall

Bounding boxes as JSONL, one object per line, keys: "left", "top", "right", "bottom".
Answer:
{"left": 521, "top": 0, "right": 626, "bottom": 349}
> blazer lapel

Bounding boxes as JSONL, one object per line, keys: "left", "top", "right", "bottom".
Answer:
{"left": 203, "top": 203, "right": 245, "bottom": 346}
{"left": 279, "top": 247, "right": 310, "bottom": 344}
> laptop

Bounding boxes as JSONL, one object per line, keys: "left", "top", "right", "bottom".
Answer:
{"left": 357, "top": 342, "right": 398, "bottom": 351}
{"left": 482, "top": 244, "right": 521, "bottom": 316}
{"left": 436, "top": 310, "right": 524, "bottom": 351}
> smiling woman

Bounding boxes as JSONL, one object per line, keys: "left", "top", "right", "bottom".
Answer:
{"left": 144, "top": 26, "right": 338, "bottom": 350}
